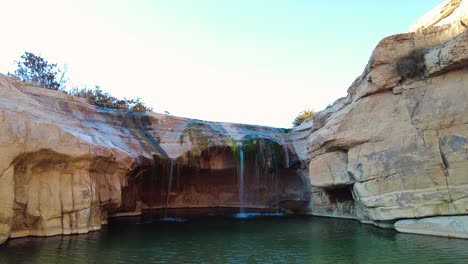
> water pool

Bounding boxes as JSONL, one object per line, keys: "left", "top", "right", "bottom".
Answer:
{"left": 1, "top": 214, "right": 467, "bottom": 264}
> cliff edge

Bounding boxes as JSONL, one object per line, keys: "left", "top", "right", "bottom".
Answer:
{"left": 0, "top": 0, "right": 467, "bottom": 245}
{"left": 291, "top": 0, "right": 468, "bottom": 238}
{"left": 0, "top": 77, "right": 303, "bottom": 244}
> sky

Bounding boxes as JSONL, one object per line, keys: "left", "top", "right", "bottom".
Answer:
{"left": 0, "top": 0, "right": 442, "bottom": 128}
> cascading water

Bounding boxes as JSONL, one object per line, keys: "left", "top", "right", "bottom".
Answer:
{"left": 273, "top": 154, "right": 279, "bottom": 214}
{"left": 254, "top": 153, "right": 260, "bottom": 205}
{"left": 150, "top": 156, "right": 157, "bottom": 215}
{"left": 163, "top": 159, "right": 174, "bottom": 218}
{"left": 238, "top": 148, "right": 245, "bottom": 214}
{"left": 280, "top": 146, "right": 289, "bottom": 213}
{"left": 282, "top": 145, "right": 290, "bottom": 168}
{"left": 231, "top": 139, "right": 287, "bottom": 219}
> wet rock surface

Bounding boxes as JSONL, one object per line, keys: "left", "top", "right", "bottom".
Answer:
{"left": 0, "top": 77, "right": 306, "bottom": 244}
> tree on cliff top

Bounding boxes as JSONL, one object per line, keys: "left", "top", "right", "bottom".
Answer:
{"left": 292, "top": 109, "right": 314, "bottom": 127}
{"left": 10, "top": 51, "right": 152, "bottom": 112}
{"left": 11, "top": 52, "right": 65, "bottom": 90}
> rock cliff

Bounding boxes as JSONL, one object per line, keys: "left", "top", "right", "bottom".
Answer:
{"left": 292, "top": 0, "right": 468, "bottom": 237}
{"left": 0, "top": 0, "right": 467, "bottom": 245}
{"left": 0, "top": 78, "right": 305, "bottom": 245}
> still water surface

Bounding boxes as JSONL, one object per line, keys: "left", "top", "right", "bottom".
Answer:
{"left": 1, "top": 213, "right": 467, "bottom": 264}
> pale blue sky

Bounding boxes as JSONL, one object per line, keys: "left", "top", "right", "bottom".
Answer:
{"left": 1, "top": 0, "right": 441, "bottom": 127}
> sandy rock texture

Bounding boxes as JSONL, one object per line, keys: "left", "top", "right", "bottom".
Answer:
{"left": 290, "top": 0, "right": 468, "bottom": 236}
{"left": 0, "top": 0, "right": 467, "bottom": 244}
{"left": 409, "top": 0, "right": 467, "bottom": 31}
{"left": 395, "top": 216, "right": 468, "bottom": 239}
{"left": 0, "top": 78, "right": 304, "bottom": 244}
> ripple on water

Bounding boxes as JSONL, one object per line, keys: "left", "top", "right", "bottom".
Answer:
{"left": 233, "top": 212, "right": 285, "bottom": 219}
{"left": 158, "top": 217, "right": 187, "bottom": 222}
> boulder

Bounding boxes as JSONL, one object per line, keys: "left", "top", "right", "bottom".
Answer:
{"left": 395, "top": 216, "right": 468, "bottom": 239}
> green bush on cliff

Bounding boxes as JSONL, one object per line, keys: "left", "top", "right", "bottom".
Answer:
{"left": 9, "top": 52, "right": 152, "bottom": 112}
{"left": 292, "top": 109, "right": 314, "bottom": 127}
{"left": 10, "top": 52, "right": 65, "bottom": 90}
{"left": 396, "top": 49, "right": 426, "bottom": 79}
{"left": 67, "top": 86, "right": 153, "bottom": 112}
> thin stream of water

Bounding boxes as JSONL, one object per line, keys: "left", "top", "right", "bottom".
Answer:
{"left": 238, "top": 149, "right": 245, "bottom": 214}
{"left": 163, "top": 159, "right": 174, "bottom": 219}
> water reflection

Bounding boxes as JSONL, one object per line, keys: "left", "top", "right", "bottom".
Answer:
{"left": 1, "top": 215, "right": 467, "bottom": 264}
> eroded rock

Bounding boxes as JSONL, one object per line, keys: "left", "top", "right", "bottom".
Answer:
{"left": 395, "top": 216, "right": 468, "bottom": 239}
{"left": 0, "top": 74, "right": 306, "bottom": 244}
{"left": 291, "top": 1, "right": 468, "bottom": 238}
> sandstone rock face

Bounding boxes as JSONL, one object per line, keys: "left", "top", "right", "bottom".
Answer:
{"left": 409, "top": 0, "right": 467, "bottom": 31}
{"left": 0, "top": 77, "right": 305, "bottom": 244}
{"left": 0, "top": 1, "right": 466, "bottom": 245}
{"left": 395, "top": 216, "right": 468, "bottom": 239}
{"left": 290, "top": 2, "right": 468, "bottom": 237}
{"left": 308, "top": 151, "right": 351, "bottom": 188}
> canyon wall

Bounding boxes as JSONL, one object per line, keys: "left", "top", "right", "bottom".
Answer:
{"left": 0, "top": 0, "right": 466, "bottom": 245}
{"left": 292, "top": 0, "right": 468, "bottom": 238}
{"left": 0, "top": 79, "right": 306, "bottom": 245}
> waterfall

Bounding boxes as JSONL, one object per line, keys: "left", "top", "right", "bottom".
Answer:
{"left": 150, "top": 156, "right": 157, "bottom": 214}
{"left": 254, "top": 153, "right": 260, "bottom": 206}
{"left": 283, "top": 145, "right": 290, "bottom": 168}
{"left": 164, "top": 159, "right": 174, "bottom": 218}
{"left": 238, "top": 148, "right": 245, "bottom": 214}
{"left": 273, "top": 154, "right": 279, "bottom": 214}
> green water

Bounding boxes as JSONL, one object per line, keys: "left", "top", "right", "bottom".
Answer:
{"left": 1, "top": 214, "right": 468, "bottom": 264}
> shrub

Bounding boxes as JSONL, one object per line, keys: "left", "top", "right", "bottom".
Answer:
{"left": 10, "top": 52, "right": 65, "bottom": 90}
{"left": 396, "top": 50, "right": 426, "bottom": 79}
{"left": 292, "top": 109, "right": 314, "bottom": 127}
{"left": 67, "top": 86, "right": 152, "bottom": 112}
{"left": 9, "top": 51, "right": 152, "bottom": 113}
